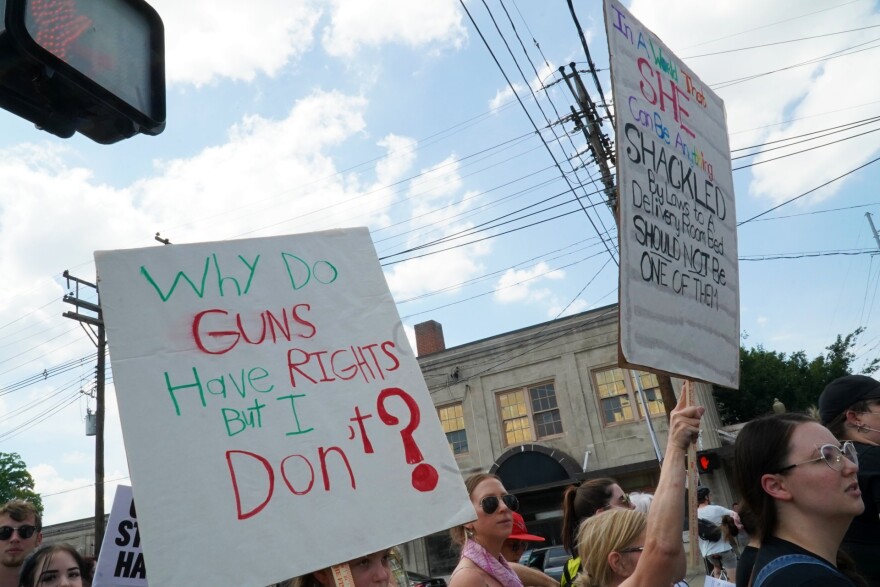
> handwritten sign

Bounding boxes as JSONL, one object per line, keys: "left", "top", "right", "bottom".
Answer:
{"left": 604, "top": 0, "right": 740, "bottom": 388}
{"left": 95, "top": 228, "right": 475, "bottom": 587}
{"left": 93, "top": 486, "right": 146, "bottom": 587}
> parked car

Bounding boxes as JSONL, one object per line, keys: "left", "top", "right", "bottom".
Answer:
{"left": 407, "top": 570, "right": 447, "bottom": 587}
{"left": 523, "top": 546, "right": 569, "bottom": 582}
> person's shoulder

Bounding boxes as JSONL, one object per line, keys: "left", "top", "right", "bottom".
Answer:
{"left": 450, "top": 564, "right": 496, "bottom": 587}
{"left": 759, "top": 564, "right": 855, "bottom": 587}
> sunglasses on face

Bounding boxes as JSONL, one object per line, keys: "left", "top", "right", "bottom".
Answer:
{"left": 0, "top": 525, "right": 37, "bottom": 540}
{"left": 599, "top": 493, "right": 632, "bottom": 512}
{"left": 479, "top": 494, "right": 519, "bottom": 514}
{"left": 505, "top": 540, "right": 526, "bottom": 552}
{"left": 775, "top": 441, "right": 859, "bottom": 474}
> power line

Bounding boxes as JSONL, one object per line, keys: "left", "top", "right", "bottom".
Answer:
{"left": 732, "top": 123, "right": 880, "bottom": 170}
{"left": 738, "top": 154, "right": 880, "bottom": 225}
{"left": 458, "top": 0, "right": 619, "bottom": 267}
{"left": 683, "top": 23, "right": 880, "bottom": 59}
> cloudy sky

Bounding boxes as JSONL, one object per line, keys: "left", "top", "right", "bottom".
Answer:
{"left": 2, "top": 0, "right": 880, "bottom": 526}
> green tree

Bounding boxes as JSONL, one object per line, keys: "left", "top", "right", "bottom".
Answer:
{"left": 0, "top": 452, "right": 43, "bottom": 514}
{"left": 713, "top": 328, "right": 878, "bottom": 425}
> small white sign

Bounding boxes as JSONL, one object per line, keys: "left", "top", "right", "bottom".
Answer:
{"left": 95, "top": 228, "right": 474, "bottom": 587}
{"left": 93, "top": 486, "right": 146, "bottom": 587}
{"left": 605, "top": 0, "right": 740, "bottom": 388}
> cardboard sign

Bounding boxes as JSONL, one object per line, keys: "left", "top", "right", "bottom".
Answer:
{"left": 93, "top": 486, "right": 146, "bottom": 587}
{"left": 605, "top": 0, "right": 740, "bottom": 388}
{"left": 95, "top": 228, "right": 475, "bottom": 587}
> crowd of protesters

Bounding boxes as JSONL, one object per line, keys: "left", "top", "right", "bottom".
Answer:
{"left": 5, "top": 373, "right": 878, "bottom": 587}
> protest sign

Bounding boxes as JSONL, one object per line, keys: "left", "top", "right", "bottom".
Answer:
{"left": 93, "top": 485, "right": 146, "bottom": 587}
{"left": 95, "top": 228, "right": 475, "bottom": 587}
{"left": 605, "top": 0, "right": 740, "bottom": 388}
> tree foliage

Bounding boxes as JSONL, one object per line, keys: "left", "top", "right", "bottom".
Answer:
{"left": 0, "top": 452, "right": 43, "bottom": 514}
{"left": 713, "top": 328, "right": 879, "bottom": 425}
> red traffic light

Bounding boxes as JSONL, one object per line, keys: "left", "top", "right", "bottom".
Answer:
{"left": 697, "top": 452, "right": 720, "bottom": 473}
{"left": 0, "top": 0, "right": 165, "bottom": 143}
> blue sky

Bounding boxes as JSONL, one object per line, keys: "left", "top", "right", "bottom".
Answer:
{"left": 2, "top": 0, "right": 880, "bottom": 525}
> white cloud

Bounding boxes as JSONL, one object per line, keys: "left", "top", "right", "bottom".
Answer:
{"left": 153, "top": 0, "right": 323, "bottom": 86}
{"left": 322, "top": 0, "right": 467, "bottom": 57}
{"left": 548, "top": 298, "right": 590, "bottom": 318}
{"left": 757, "top": 316, "right": 769, "bottom": 327}
{"left": 489, "top": 83, "right": 524, "bottom": 113}
{"left": 494, "top": 262, "right": 565, "bottom": 303}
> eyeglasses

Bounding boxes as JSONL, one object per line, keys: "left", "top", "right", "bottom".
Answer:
{"left": 775, "top": 441, "right": 858, "bottom": 474}
{"left": 0, "top": 525, "right": 38, "bottom": 540}
{"left": 505, "top": 540, "right": 526, "bottom": 552}
{"left": 617, "top": 546, "right": 644, "bottom": 554}
{"left": 599, "top": 493, "right": 632, "bottom": 512}
{"left": 479, "top": 494, "right": 519, "bottom": 514}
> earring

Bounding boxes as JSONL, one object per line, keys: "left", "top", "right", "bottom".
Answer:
{"left": 465, "top": 527, "right": 474, "bottom": 539}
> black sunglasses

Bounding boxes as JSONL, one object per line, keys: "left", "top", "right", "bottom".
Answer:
{"left": 480, "top": 494, "right": 519, "bottom": 514}
{"left": 0, "top": 525, "right": 37, "bottom": 540}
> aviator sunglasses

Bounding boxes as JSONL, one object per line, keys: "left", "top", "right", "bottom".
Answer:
{"left": 0, "top": 525, "right": 37, "bottom": 540}
{"left": 775, "top": 441, "right": 859, "bottom": 474}
{"left": 480, "top": 494, "right": 519, "bottom": 514}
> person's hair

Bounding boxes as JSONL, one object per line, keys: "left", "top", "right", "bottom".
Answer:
{"left": 826, "top": 399, "right": 869, "bottom": 438}
{"left": 19, "top": 543, "right": 90, "bottom": 587}
{"left": 720, "top": 515, "right": 739, "bottom": 545}
{"left": 449, "top": 473, "right": 501, "bottom": 547}
{"left": 0, "top": 499, "right": 41, "bottom": 530}
{"left": 561, "top": 478, "right": 617, "bottom": 555}
{"left": 733, "top": 412, "right": 813, "bottom": 542}
{"left": 627, "top": 492, "right": 653, "bottom": 514}
{"left": 737, "top": 505, "right": 758, "bottom": 537}
{"left": 574, "top": 509, "right": 646, "bottom": 587}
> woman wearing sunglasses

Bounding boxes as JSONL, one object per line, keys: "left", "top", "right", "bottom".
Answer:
{"left": 734, "top": 413, "right": 866, "bottom": 586}
{"left": 569, "top": 392, "right": 698, "bottom": 587}
{"left": 819, "top": 374, "right": 880, "bottom": 586}
{"left": 449, "top": 474, "right": 523, "bottom": 587}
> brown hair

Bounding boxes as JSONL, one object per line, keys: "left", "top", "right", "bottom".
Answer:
{"left": 561, "top": 478, "right": 617, "bottom": 555}
{"left": 734, "top": 413, "right": 812, "bottom": 542}
{"left": 0, "top": 499, "right": 41, "bottom": 530}
{"left": 449, "top": 473, "right": 501, "bottom": 546}
{"left": 19, "top": 544, "right": 90, "bottom": 587}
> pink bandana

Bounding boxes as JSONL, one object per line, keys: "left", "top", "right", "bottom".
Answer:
{"left": 460, "top": 539, "right": 523, "bottom": 587}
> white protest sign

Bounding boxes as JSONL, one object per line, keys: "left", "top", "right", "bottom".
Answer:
{"left": 95, "top": 228, "right": 475, "bottom": 587}
{"left": 605, "top": 0, "right": 740, "bottom": 388}
{"left": 93, "top": 486, "right": 146, "bottom": 587}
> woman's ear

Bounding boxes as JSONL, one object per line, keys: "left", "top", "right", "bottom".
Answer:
{"left": 761, "top": 473, "right": 793, "bottom": 502}
{"left": 846, "top": 409, "right": 865, "bottom": 430}
{"left": 607, "top": 551, "right": 631, "bottom": 577}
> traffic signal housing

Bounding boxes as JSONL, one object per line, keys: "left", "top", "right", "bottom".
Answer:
{"left": 0, "top": 0, "right": 165, "bottom": 144}
{"left": 697, "top": 451, "right": 721, "bottom": 474}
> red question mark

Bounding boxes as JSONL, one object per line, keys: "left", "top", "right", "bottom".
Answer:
{"left": 377, "top": 387, "right": 439, "bottom": 492}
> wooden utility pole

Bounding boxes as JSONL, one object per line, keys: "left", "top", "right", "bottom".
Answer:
{"left": 62, "top": 270, "right": 106, "bottom": 557}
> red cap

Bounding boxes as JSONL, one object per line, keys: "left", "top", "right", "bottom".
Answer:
{"left": 508, "top": 512, "right": 545, "bottom": 542}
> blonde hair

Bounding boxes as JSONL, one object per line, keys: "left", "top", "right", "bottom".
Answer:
{"left": 574, "top": 509, "right": 647, "bottom": 587}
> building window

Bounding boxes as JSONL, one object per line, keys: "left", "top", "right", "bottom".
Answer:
{"left": 497, "top": 382, "right": 563, "bottom": 446}
{"left": 438, "top": 403, "right": 468, "bottom": 455}
{"left": 594, "top": 367, "right": 663, "bottom": 425}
